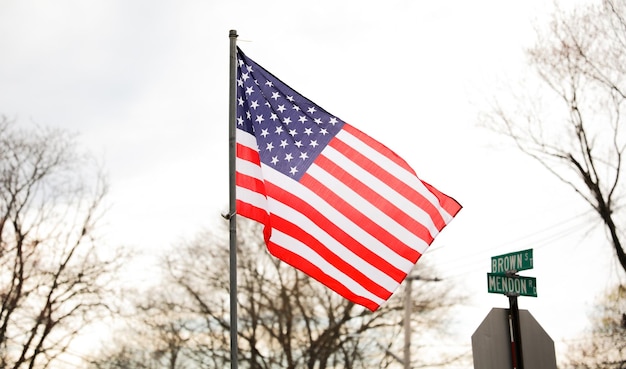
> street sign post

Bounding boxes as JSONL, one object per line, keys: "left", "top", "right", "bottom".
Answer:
{"left": 487, "top": 273, "right": 537, "bottom": 297}
{"left": 484, "top": 249, "right": 538, "bottom": 369}
{"left": 491, "top": 249, "right": 533, "bottom": 274}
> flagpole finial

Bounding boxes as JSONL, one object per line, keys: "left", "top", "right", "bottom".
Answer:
{"left": 230, "top": 29, "right": 238, "bottom": 38}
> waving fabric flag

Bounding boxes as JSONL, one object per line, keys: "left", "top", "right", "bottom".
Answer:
{"left": 235, "top": 47, "right": 461, "bottom": 311}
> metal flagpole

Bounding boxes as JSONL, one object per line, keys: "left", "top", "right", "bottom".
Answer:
{"left": 228, "top": 29, "right": 239, "bottom": 369}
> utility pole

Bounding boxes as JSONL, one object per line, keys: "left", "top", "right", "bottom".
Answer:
{"left": 403, "top": 275, "right": 440, "bottom": 369}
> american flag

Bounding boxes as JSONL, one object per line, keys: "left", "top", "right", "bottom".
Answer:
{"left": 235, "top": 47, "right": 461, "bottom": 311}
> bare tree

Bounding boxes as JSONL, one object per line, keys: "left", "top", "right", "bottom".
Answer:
{"left": 87, "top": 287, "right": 194, "bottom": 369}
{"left": 89, "top": 219, "right": 467, "bottom": 368}
{"left": 0, "top": 117, "right": 127, "bottom": 369}
{"left": 564, "top": 284, "right": 626, "bottom": 368}
{"left": 483, "top": 0, "right": 626, "bottom": 273}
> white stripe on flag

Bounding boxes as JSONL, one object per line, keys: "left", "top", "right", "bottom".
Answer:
{"left": 236, "top": 186, "right": 268, "bottom": 212}
{"left": 267, "top": 196, "right": 400, "bottom": 292}
{"left": 270, "top": 228, "right": 386, "bottom": 306}
{"left": 236, "top": 157, "right": 263, "bottom": 180}
{"left": 307, "top": 162, "right": 430, "bottom": 254}
{"left": 261, "top": 165, "right": 415, "bottom": 271}
{"left": 322, "top": 144, "right": 440, "bottom": 240}
{"left": 237, "top": 129, "right": 258, "bottom": 150}
{"left": 336, "top": 129, "right": 453, "bottom": 223}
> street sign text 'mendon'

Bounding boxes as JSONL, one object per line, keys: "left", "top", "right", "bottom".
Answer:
{"left": 491, "top": 248, "right": 533, "bottom": 274}
{"left": 487, "top": 273, "right": 538, "bottom": 297}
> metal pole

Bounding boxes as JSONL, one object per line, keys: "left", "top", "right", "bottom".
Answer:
{"left": 508, "top": 295, "right": 524, "bottom": 369}
{"left": 403, "top": 278, "right": 412, "bottom": 369}
{"left": 403, "top": 275, "right": 439, "bottom": 369}
{"left": 228, "top": 29, "right": 239, "bottom": 369}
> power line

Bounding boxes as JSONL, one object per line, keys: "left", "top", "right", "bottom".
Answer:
{"left": 430, "top": 208, "right": 597, "bottom": 281}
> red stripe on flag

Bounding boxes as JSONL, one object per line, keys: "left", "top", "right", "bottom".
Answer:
{"left": 329, "top": 137, "right": 448, "bottom": 231}
{"left": 421, "top": 180, "right": 462, "bottom": 218}
{"left": 265, "top": 239, "right": 380, "bottom": 311}
{"left": 237, "top": 142, "right": 261, "bottom": 165}
{"left": 236, "top": 199, "right": 269, "bottom": 226}
{"left": 264, "top": 181, "right": 407, "bottom": 283}
{"left": 341, "top": 124, "right": 414, "bottom": 173}
{"left": 269, "top": 214, "right": 393, "bottom": 300}
{"left": 314, "top": 154, "right": 435, "bottom": 244}
{"left": 236, "top": 172, "right": 266, "bottom": 200}
{"left": 300, "top": 173, "right": 421, "bottom": 263}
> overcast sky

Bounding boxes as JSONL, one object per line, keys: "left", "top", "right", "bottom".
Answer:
{"left": 0, "top": 0, "right": 616, "bottom": 364}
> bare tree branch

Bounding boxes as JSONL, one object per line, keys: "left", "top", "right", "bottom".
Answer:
{"left": 0, "top": 117, "right": 129, "bottom": 369}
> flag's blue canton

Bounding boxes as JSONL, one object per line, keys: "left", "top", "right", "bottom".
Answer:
{"left": 236, "top": 48, "right": 345, "bottom": 181}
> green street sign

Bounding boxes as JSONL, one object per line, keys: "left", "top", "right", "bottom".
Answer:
{"left": 491, "top": 249, "right": 533, "bottom": 274}
{"left": 487, "top": 273, "right": 537, "bottom": 297}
